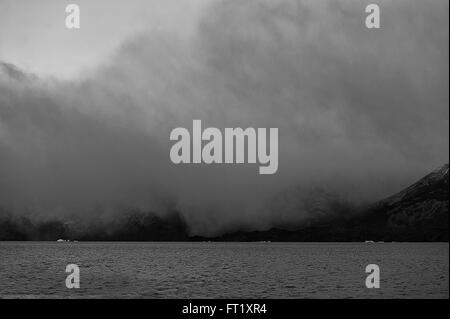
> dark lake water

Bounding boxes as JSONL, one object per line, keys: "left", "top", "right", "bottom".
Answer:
{"left": 0, "top": 242, "right": 448, "bottom": 298}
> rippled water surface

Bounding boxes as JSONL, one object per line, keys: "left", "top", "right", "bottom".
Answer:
{"left": 0, "top": 242, "right": 448, "bottom": 298}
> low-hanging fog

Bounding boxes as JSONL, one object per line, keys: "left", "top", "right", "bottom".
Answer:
{"left": 0, "top": 0, "right": 448, "bottom": 235}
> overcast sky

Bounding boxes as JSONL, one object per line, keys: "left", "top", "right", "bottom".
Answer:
{"left": 0, "top": 0, "right": 448, "bottom": 235}
{"left": 0, "top": 0, "right": 209, "bottom": 79}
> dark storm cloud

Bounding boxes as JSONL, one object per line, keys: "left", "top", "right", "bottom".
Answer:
{"left": 0, "top": 0, "right": 448, "bottom": 235}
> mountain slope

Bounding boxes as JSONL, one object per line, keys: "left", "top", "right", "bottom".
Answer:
{"left": 195, "top": 164, "right": 449, "bottom": 242}
{"left": 359, "top": 163, "right": 449, "bottom": 240}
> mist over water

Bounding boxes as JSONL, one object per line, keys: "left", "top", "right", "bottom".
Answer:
{"left": 0, "top": 0, "right": 448, "bottom": 235}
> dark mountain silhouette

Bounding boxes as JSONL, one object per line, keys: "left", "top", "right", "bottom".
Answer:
{"left": 0, "top": 211, "right": 189, "bottom": 241}
{"left": 354, "top": 163, "right": 449, "bottom": 241}
{"left": 0, "top": 164, "right": 448, "bottom": 241}
{"left": 198, "top": 164, "right": 448, "bottom": 242}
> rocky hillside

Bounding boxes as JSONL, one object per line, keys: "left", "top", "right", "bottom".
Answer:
{"left": 376, "top": 164, "right": 449, "bottom": 232}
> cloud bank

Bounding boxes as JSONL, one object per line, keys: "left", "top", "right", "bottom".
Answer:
{"left": 0, "top": 0, "right": 448, "bottom": 235}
